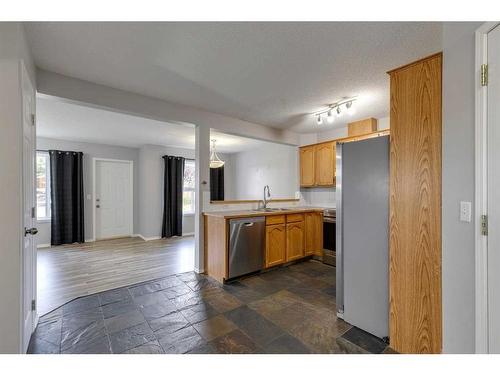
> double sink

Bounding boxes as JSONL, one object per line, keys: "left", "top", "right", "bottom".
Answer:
{"left": 253, "top": 207, "right": 294, "bottom": 212}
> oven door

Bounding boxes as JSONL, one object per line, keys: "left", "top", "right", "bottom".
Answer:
{"left": 323, "top": 217, "right": 336, "bottom": 266}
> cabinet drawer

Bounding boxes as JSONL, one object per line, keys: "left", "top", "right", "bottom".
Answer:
{"left": 286, "top": 213, "right": 304, "bottom": 223}
{"left": 266, "top": 215, "right": 285, "bottom": 225}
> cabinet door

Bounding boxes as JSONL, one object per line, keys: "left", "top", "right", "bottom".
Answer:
{"left": 286, "top": 221, "right": 305, "bottom": 261}
{"left": 265, "top": 224, "right": 286, "bottom": 268}
{"left": 300, "top": 146, "right": 315, "bottom": 187}
{"left": 305, "top": 212, "right": 323, "bottom": 256}
{"left": 347, "top": 118, "right": 378, "bottom": 137}
{"left": 315, "top": 142, "right": 336, "bottom": 186}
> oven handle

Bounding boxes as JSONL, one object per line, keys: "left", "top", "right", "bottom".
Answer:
{"left": 323, "top": 217, "right": 336, "bottom": 223}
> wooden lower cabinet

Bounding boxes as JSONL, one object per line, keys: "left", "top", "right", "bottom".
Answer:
{"left": 305, "top": 212, "right": 323, "bottom": 256}
{"left": 263, "top": 211, "right": 322, "bottom": 269}
{"left": 265, "top": 224, "right": 286, "bottom": 268}
{"left": 286, "top": 221, "right": 305, "bottom": 261}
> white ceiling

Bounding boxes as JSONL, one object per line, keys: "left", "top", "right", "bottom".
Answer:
{"left": 25, "top": 22, "right": 442, "bottom": 133}
{"left": 37, "top": 96, "right": 274, "bottom": 153}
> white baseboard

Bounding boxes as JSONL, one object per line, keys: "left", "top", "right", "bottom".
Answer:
{"left": 37, "top": 243, "right": 51, "bottom": 249}
{"left": 135, "top": 234, "right": 161, "bottom": 242}
{"left": 194, "top": 267, "right": 205, "bottom": 274}
{"left": 85, "top": 238, "right": 95, "bottom": 243}
{"left": 134, "top": 233, "right": 193, "bottom": 241}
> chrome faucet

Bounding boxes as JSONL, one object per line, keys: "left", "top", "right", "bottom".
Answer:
{"left": 263, "top": 185, "right": 271, "bottom": 208}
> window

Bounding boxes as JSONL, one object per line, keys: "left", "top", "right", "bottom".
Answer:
{"left": 183, "top": 160, "right": 195, "bottom": 215}
{"left": 36, "top": 151, "right": 51, "bottom": 221}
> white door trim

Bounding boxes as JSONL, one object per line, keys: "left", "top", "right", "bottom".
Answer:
{"left": 475, "top": 21, "right": 500, "bottom": 354}
{"left": 92, "top": 157, "right": 134, "bottom": 242}
{"left": 20, "top": 61, "right": 37, "bottom": 353}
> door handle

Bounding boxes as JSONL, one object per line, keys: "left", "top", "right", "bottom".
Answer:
{"left": 243, "top": 222, "right": 254, "bottom": 227}
{"left": 25, "top": 227, "right": 38, "bottom": 236}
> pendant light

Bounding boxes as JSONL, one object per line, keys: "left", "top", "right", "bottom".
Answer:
{"left": 209, "top": 140, "right": 225, "bottom": 168}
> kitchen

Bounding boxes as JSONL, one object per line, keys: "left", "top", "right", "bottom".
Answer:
{"left": 202, "top": 52, "right": 442, "bottom": 354}
{"left": 203, "top": 116, "right": 391, "bottom": 353}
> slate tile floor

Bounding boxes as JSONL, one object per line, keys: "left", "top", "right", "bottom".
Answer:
{"left": 28, "top": 260, "right": 388, "bottom": 354}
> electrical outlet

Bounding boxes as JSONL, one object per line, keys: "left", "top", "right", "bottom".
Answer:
{"left": 460, "top": 201, "right": 472, "bottom": 223}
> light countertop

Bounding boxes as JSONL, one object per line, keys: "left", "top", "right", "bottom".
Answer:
{"left": 203, "top": 206, "right": 325, "bottom": 219}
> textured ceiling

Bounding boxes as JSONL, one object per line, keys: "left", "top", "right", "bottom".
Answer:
{"left": 26, "top": 22, "right": 442, "bottom": 133}
{"left": 37, "top": 97, "right": 274, "bottom": 153}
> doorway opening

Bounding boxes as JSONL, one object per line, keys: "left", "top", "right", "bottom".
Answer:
{"left": 34, "top": 95, "right": 197, "bottom": 315}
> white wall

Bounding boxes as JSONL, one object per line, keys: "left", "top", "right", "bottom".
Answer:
{"left": 223, "top": 143, "right": 298, "bottom": 200}
{"left": 36, "top": 138, "right": 197, "bottom": 245}
{"left": 36, "top": 137, "right": 140, "bottom": 245}
{"left": 0, "top": 23, "right": 36, "bottom": 353}
{"left": 138, "top": 144, "right": 196, "bottom": 239}
{"left": 442, "top": 22, "right": 482, "bottom": 354}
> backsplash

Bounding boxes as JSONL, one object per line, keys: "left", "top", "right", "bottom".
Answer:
{"left": 300, "top": 187, "right": 336, "bottom": 208}
{"left": 201, "top": 189, "right": 336, "bottom": 211}
{"left": 202, "top": 191, "right": 307, "bottom": 212}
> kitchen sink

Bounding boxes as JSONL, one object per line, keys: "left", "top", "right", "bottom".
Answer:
{"left": 254, "top": 207, "right": 293, "bottom": 212}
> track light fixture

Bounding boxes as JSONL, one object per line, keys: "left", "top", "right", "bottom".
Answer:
{"left": 313, "top": 97, "right": 357, "bottom": 126}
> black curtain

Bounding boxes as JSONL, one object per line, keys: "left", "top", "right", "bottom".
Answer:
{"left": 49, "top": 150, "right": 84, "bottom": 246}
{"left": 210, "top": 166, "right": 225, "bottom": 201}
{"left": 162, "top": 155, "right": 185, "bottom": 238}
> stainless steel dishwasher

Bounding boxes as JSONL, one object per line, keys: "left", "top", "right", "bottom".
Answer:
{"left": 228, "top": 216, "right": 265, "bottom": 279}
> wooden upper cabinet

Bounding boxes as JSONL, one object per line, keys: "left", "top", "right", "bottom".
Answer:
{"left": 388, "top": 53, "right": 442, "bottom": 354}
{"left": 348, "top": 118, "right": 378, "bottom": 137}
{"left": 286, "top": 221, "right": 305, "bottom": 261}
{"left": 299, "top": 127, "right": 388, "bottom": 188}
{"left": 315, "top": 141, "right": 336, "bottom": 186}
{"left": 300, "top": 145, "right": 315, "bottom": 187}
{"left": 304, "top": 212, "right": 323, "bottom": 256}
{"left": 265, "top": 224, "right": 286, "bottom": 268}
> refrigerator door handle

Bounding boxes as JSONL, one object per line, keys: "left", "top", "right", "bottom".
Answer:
{"left": 336, "top": 142, "right": 344, "bottom": 316}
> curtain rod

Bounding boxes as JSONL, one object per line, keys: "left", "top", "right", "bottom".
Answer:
{"left": 38, "top": 150, "right": 195, "bottom": 162}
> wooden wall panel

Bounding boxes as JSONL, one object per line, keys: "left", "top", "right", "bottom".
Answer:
{"left": 204, "top": 215, "right": 228, "bottom": 283}
{"left": 388, "top": 53, "right": 442, "bottom": 354}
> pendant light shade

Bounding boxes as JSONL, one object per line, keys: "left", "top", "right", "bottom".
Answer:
{"left": 209, "top": 140, "right": 225, "bottom": 168}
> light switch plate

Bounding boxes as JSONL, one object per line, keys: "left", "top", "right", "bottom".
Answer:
{"left": 86, "top": 194, "right": 92, "bottom": 200}
{"left": 460, "top": 201, "right": 472, "bottom": 222}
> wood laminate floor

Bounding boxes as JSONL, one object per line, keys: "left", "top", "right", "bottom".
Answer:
{"left": 37, "top": 236, "right": 194, "bottom": 315}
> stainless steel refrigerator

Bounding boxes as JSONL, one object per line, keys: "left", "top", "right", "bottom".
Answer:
{"left": 336, "top": 135, "right": 389, "bottom": 340}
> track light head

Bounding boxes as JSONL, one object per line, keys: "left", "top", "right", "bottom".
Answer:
{"left": 346, "top": 100, "right": 355, "bottom": 115}
{"left": 316, "top": 114, "right": 323, "bottom": 125}
{"left": 326, "top": 110, "right": 334, "bottom": 124}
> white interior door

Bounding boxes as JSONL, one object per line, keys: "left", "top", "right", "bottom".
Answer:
{"left": 488, "top": 24, "right": 500, "bottom": 353}
{"left": 21, "top": 64, "right": 36, "bottom": 352}
{"left": 95, "top": 159, "right": 133, "bottom": 240}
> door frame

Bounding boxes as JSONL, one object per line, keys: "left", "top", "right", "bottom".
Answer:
{"left": 475, "top": 21, "right": 500, "bottom": 354}
{"left": 92, "top": 157, "right": 134, "bottom": 241}
{"left": 20, "top": 61, "right": 37, "bottom": 353}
